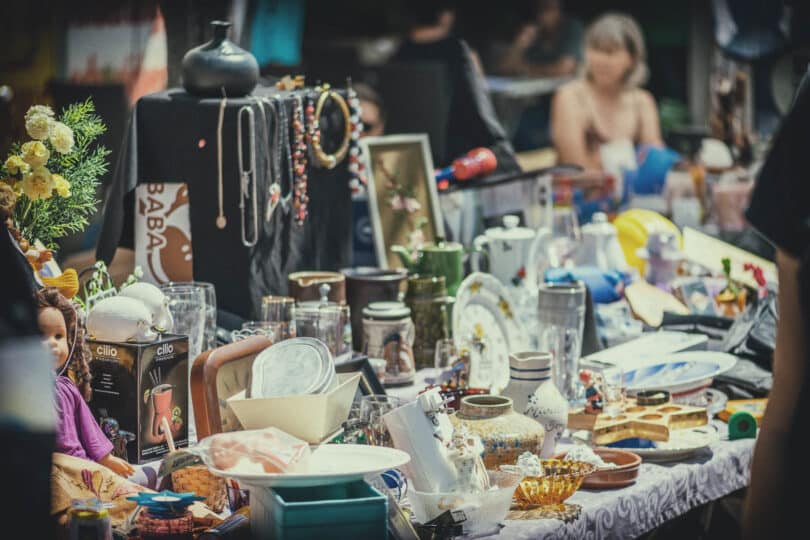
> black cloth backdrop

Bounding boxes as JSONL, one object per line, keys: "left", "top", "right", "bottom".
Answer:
{"left": 96, "top": 87, "right": 352, "bottom": 319}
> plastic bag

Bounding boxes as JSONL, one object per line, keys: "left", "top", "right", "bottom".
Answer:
{"left": 193, "top": 427, "right": 311, "bottom": 475}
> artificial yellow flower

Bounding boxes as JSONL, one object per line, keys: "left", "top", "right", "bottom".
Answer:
{"left": 4, "top": 155, "right": 30, "bottom": 175}
{"left": 21, "top": 166, "right": 54, "bottom": 200}
{"left": 25, "top": 113, "right": 52, "bottom": 140}
{"left": 49, "top": 121, "right": 75, "bottom": 154}
{"left": 53, "top": 174, "right": 71, "bottom": 197}
{"left": 20, "top": 141, "right": 50, "bottom": 167}
{"left": 24, "top": 105, "right": 54, "bottom": 121}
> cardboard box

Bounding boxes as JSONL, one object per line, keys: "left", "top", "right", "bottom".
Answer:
{"left": 227, "top": 373, "right": 361, "bottom": 444}
{"left": 88, "top": 334, "right": 189, "bottom": 464}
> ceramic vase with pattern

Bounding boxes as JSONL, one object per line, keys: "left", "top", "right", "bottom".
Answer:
{"left": 450, "top": 395, "right": 545, "bottom": 469}
{"left": 502, "top": 352, "right": 568, "bottom": 457}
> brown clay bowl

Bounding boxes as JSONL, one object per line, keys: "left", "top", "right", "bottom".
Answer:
{"left": 554, "top": 448, "right": 642, "bottom": 489}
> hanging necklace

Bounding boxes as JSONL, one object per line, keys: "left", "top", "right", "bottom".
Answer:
{"left": 237, "top": 104, "right": 259, "bottom": 247}
{"left": 346, "top": 79, "right": 366, "bottom": 194}
{"left": 216, "top": 96, "right": 228, "bottom": 229}
{"left": 256, "top": 97, "right": 283, "bottom": 221}
{"left": 292, "top": 93, "right": 309, "bottom": 225}
{"left": 273, "top": 95, "right": 295, "bottom": 213}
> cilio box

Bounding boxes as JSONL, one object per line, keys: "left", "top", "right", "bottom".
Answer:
{"left": 228, "top": 373, "right": 360, "bottom": 444}
{"left": 88, "top": 334, "right": 189, "bottom": 464}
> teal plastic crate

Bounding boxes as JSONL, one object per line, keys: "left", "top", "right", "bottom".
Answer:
{"left": 251, "top": 480, "right": 388, "bottom": 540}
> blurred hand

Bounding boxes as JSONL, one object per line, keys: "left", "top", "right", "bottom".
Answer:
{"left": 514, "top": 24, "right": 539, "bottom": 50}
{"left": 99, "top": 453, "right": 135, "bottom": 478}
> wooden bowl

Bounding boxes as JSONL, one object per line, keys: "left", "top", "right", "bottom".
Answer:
{"left": 554, "top": 448, "right": 642, "bottom": 490}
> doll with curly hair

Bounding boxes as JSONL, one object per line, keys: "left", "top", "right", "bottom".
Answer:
{"left": 36, "top": 287, "right": 134, "bottom": 477}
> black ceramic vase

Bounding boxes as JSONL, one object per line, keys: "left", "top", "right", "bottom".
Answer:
{"left": 181, "top": 20, "right": 259, "bottom": 97}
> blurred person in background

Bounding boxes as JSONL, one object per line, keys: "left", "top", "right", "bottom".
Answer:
{"left": 551, "top": 13, "right": 662, "bottom": 170}
{"left": 391, "top": 0, "right": 521, "bottom": 175}
{"left": 355, "top": 82, "right": 386, "bottom": 138}
{"left": 501, "top": 0, "right": 583, "bottom": 78}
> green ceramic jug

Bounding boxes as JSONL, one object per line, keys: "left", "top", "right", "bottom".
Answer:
{"left": 391, "top": 239, "right": 464, "bottom": 297}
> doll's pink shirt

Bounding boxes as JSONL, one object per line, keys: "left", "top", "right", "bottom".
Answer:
{"left": 55, "top": 376, "right": 113, "bottom": 462}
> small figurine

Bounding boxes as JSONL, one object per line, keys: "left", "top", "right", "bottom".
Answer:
{"left": 716, "top": 257, "right": 747, "bottom": 317}
{"left": 36, "top": 287, "right": 135, "bottom": 477}
{"left": 446, "top": 426, "right": 490, "bottom": 493}
{"left": 579, "top": 370, "right": 604, "bottom": 413}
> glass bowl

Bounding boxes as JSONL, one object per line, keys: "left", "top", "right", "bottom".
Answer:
{"left": 504, "top": 459, "right": 596, "bottom": 508}
{"left": 408, "top": 470, "right": 522, "bottom": 535}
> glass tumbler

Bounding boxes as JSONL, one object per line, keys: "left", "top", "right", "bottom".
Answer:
{"left": 537, "top": 281, "right": 586, "bottom": 406}
{"left": 360, "top": 395, "right": 405, "bottom": 447}
{"left": 261, "top": 296, "right": 297, "bottom": 340}
{"left": 164, "top": 281, "right": 217, "bottom": 352}
{"left": 601, "top": 367, "right": 626, "bottom": 418}
{"left": 159, "top": 284, "right": 206, "bottom": 444}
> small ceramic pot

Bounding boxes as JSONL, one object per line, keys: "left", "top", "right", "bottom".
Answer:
{"left": 181, "top": 21, "right": 259, "bottom": 97}
{"left": 450, "top": 395, "right": 545, "bottom": 469}
{"left": 342, "top": 267, "right": 408, "bottom": 351}
{"left": 288, "top": 272, "right": 346, "bottom": 303}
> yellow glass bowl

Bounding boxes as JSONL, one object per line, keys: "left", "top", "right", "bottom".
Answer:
{"left": 508, "top": 459, "right": 597, "bottom": 508}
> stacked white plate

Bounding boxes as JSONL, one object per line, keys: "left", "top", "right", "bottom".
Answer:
{"left": 249, "top": 337, "right": 335, "bottom": 398}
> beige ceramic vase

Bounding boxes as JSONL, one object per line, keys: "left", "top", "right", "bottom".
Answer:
{"left": 450, "top": 395, "right": 545, "bottom": 469}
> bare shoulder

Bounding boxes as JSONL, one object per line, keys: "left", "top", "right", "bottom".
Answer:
{"left": 636, "top": 89, "right": 659, "bottom": 111}
{"left": 552, "top": 80, "right": 585, "bottom": 114}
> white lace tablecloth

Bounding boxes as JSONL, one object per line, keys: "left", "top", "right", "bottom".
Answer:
{"left": 387, "top": 371, "right": 755, "bottom": 540}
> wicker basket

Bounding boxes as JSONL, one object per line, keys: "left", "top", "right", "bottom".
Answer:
{"left": 162, "top": 417, "right": 227, "bottom": 513}
{"left": 171, "top": 465, "right": 227, "bottom": 513}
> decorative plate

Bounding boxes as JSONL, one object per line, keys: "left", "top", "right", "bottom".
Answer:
{"left": 453, "top": 273, "right": 530, "bottom": 392}
{"left": 620, "top": 351, "right": 737, "bottom": 396}
{"left": 209, "top": 444, "right": 411, "bottom": 488}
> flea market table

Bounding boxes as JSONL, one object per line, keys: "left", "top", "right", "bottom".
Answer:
{"left": 388, "top": 370, "right": 754, "bottom": 540}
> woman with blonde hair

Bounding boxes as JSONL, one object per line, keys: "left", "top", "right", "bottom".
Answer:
{"left": 551, "top": 13, "right": 663, "bottom": 170}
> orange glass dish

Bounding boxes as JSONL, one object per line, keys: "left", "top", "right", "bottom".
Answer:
{"left": 506, "top": 460, "right": 596, "bottom": 509}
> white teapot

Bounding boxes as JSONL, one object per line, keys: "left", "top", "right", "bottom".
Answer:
{"left": 118, "top": 282, "right": 174, "bottom": 332}
{"left": 576, "top": 212, "right": 628, "bottom": 271}
{"left": 87, "top": 296, "right": 157, "bottom": 343}
{"left": 471, "top": 215, "right": 539, "bottom": 287}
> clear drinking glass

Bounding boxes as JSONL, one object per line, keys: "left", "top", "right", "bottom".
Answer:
{"left": 159, "top": 284, "right": 206, "bottom": 444}
{"left": 164, "top": 282, "right": 217, "bottom": 352}
{"left": 434, "top": 338, "right": 458, "bottom": 369}
{"left": 601, "top": 367, "right": 625, "bottom": 418}
{"left": 261, "top": 296, "right": 297, "bottom": 340}
{"left": 548, "top": 206, "right": 581, "bottom": 268}
{"left": 537, "top": 281, "right": 586, "bottom": 406}
{"left": 360, "top": 395, "right": 405, "bottom": 447}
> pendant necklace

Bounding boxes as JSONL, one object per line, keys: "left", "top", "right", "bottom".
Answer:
{"left": 237, "top": 104, "right": 259, "bottom": 247}
{"left": 257, "top": 96, "right": 283, "bottom": 221}
{"left": 216, "top": 96, "right": 228, "bottom": 229}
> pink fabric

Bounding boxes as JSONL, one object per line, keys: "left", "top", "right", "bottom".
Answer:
{"left": 55, "top": 376, "right": 113, "bottom": 462}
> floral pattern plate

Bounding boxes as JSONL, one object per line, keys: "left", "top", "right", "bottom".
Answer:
{"left": 453, "top": 272, "right": 530, "bottom": 393}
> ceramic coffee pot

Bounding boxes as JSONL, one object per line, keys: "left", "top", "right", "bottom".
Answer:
{"left": 577, "top": 212, "right": 628, "bottom": 271}
{"left": 391, "top": 239, "right": 464, "bottom": 297}
{"left": 471, "top": 215, "right": 540, "bottom": 288}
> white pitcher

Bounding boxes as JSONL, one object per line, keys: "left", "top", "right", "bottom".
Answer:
{"left": 576, "top": 212, "right": 628, "bottom": 271}
{"left": 502, "top": 351, "right": 568, "bottom": 458}
{"left": 471, "top": 215, "right": 538, "bottom": 287}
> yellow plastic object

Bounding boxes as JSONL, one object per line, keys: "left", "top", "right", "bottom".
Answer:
{"left": 509, "top": 460, "right": 596, "bottom": 508}
{"left": 40, "top": 268, "right": 79, "bottom": 298}
{"left": 613, "top": 209, "right": 682, "bottom": 275}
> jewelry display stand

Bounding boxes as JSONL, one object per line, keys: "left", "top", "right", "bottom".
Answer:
{"left": 97, "top": 86, "right": 353, "bottom": 319}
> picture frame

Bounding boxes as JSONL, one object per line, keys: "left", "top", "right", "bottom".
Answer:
{"left": 335, "top": 354, "right": 386, "bottom": 398}
{"left": 360, "top": 134, "right": 445, "bottom": 269}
